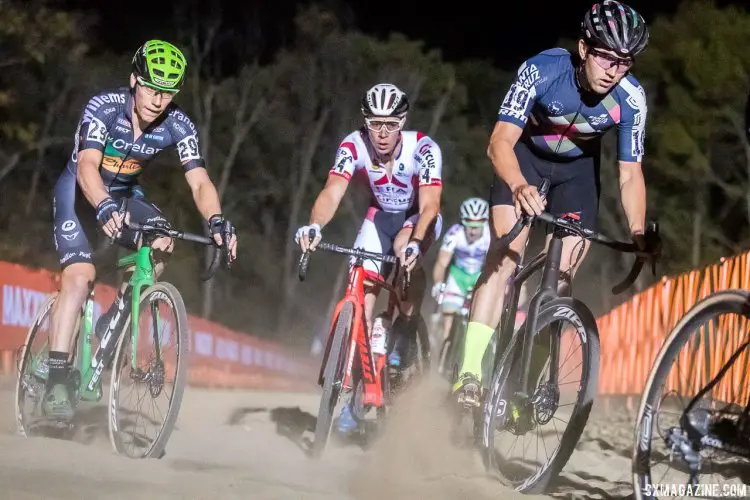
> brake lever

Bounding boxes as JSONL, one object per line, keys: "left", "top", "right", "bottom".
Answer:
{"left": 399, "top": 247, "right": 414, "bottom": 301}
{"left": 222, "top": 224, "right": 234, "bottom": 269}
{"left": 107, "top": 198, "right": 129, "bottom": 245}
{"left": 644, "top": 220, "right": 661, "bottom": 277}
{"left": 298, "top": 228, "right": 317, "bottom": 282}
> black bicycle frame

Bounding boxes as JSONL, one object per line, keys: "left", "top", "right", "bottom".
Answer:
{"left": 491, "top": 178, "right": 659, "bottom": 398}
{"left": 494, "top": 235, "right": 569, "bottom": 397}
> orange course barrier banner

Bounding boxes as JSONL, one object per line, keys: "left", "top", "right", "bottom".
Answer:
{"left": 0, "top": 261, "right": 317, "bottom": 391}
{"left": 597, "top": 252, "right": 750, "bottom": 402}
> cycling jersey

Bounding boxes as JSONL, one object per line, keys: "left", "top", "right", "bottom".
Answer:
{"left": 332, "top": 129, "right": 444, "bottom": 279}
{"left": 498, "top": 48, "right": 647, "bottom": 162}
{"left": 440, "top": 223, "right": 491, "bottom": 275}
{"left": 53, "top": 87, "right": 204, "bottom": 268}
{"left": 66, "top": 86, "right": 205, "bottom": 190}
{"left": 330, "top": 129, "right": 443, "bottom": 212}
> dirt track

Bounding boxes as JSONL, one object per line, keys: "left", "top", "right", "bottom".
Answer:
{"left": 0, "top": 376, "right": 637, "bottom": 500}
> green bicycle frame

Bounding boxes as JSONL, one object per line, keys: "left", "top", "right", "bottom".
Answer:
{"left": 76, "top": 245, "right": 158, "bottom": 401}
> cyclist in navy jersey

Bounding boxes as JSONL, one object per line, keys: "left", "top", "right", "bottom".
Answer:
{"left": 453, "top": 1, "right": 651, "bottom": 404}
{"left": 44, "top": 40, "right": 237, "bottom": 420}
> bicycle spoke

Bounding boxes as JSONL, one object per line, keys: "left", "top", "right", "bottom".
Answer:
{"left": 109, "top": 283, "right": 188, "bottom": 458}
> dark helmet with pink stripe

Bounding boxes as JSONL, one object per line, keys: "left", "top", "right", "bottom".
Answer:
{"left": 581, "top": 1, "right": 649, "bottom": 57}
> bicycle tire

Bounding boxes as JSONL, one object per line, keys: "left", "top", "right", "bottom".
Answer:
{"left": 438, "top": 316, "right": 461, "bottom": 378}
{"left": 632, "top": 289, "right": 750, "bottom": 500}
{"left": 415, "top": 314, "right": 431, "bottom": 373}
{"left": 483, "top": 297, "right": 600, "bottom": 493}
{"left": 108, "top": 282, "right": 189, "bottom": 459}
{"left": 15, "top": 293, "right": 58, "bottom": 437}
{"left": 311, "top": 301, "right": 354, "bottom": 458}
{"left": 438, "top": 337, "right": 453, "bottom": 378}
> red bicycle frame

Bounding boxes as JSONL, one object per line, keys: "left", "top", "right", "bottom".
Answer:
{"left": 319, "top": 262, "right": 402, "bottom": 409}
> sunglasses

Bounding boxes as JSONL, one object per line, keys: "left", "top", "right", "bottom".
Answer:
{"left": 462, "top": 219, "right": 487, "bottom": 228}
{"left": 136, "top": 76, "right": 179, "bottom": 97}
{"left": 365, "top": 117, "right": 404, "bottom": 133}
{"left": 588, "top": 48, "right": 634, "bottom": 74}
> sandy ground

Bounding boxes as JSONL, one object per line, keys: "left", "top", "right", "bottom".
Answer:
{"left": 0, "top": 375, "right": 637, "bottom": 500}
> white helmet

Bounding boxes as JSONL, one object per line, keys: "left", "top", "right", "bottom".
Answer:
{"left": 460, "top": 197, "right": 489, "bottom": 226}
{"left": 361, "top": 83, "right": 410, "bottom": 117}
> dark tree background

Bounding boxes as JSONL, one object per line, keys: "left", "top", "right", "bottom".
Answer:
{"left": 1, "top": 0, "right": 749, "bottom": 352}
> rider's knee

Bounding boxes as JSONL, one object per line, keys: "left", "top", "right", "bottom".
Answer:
{"left": 60, "top": 265, "right": 95, "bottom": 297}
{"left": 151, "top": 236, "right": 175, "bottom": 254}
{"left": 485, "top": 248, "right": 518, "bottom": 281}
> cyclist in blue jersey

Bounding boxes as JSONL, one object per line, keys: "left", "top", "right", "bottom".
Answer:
{"left": 45, "top": 40, "right": 237, "bottom": 420}
{"left": 453, "top": 0, "right": 651, "bottom": 405}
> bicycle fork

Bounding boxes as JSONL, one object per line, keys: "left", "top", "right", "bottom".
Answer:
{"left": 519, "top": 237, "right": 563, "bottom": 396}
{"left": 503, "top": 238, "right": 564, "bottom": 435}
{"left": 356, "top": 314, "right": 385, "bottom": 408}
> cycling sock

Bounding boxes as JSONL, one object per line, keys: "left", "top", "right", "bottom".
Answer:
{"left": 47, "top": 351, "right": 69, "bottom": 389}
{"left": 459, "top": 321, "right": 495, "bottom": 382}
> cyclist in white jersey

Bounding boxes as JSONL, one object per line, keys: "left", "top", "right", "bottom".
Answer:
{"left": 431, "top": 198, "right": 491, "bottom": 340}
{"left": 296, "top": 83, "right": 443, "bottom": 434}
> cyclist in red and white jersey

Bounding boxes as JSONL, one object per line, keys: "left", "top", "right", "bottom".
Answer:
{"left": 296, "top": 83, "right": 443, "bottom": 433}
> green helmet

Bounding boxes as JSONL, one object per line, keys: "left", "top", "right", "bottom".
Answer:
{"left": 131, "top": 40, "right": 187, "bottom": 92}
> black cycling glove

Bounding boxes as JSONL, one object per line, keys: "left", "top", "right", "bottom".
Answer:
{"left": 208, "top": 214, "right": 235, "bottom": 246}
{"left": 96, "top": 197, "right": 120, "bottom": 227}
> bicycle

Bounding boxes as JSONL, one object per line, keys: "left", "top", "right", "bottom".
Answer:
{"left": 480, "top": 179, "right": 661, "bottom": 493}
{"left": 632, "top": 290, "right": 750, "bottom": 499}
{"left": 298, "top": 241, "right": 430, "bottom": 458}
{"left": 436, "top": 284, "right": 473, "bottom": 380}
{"left": 15, "top": 216, "right": 229, "bottom": 458}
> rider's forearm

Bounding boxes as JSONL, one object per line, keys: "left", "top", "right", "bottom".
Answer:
{"left": 432, "top": 262, "right": 447, "bottom": 284}
{"left": 192, "top": 181, "right": 223, "bottom": 221}
{"left": 77, "top": 162, "right": 110, "bottom": 208}
{"left": 620, "top": 171, "right": 647, "bottom": 235}
{"left": 488, "top": 139, "right": 527, "bottom": 191}
{"left": 411, "top": 203, "right": 439, "bottom": 243}
{"left": 309, "top": 189, "right": 341, "bottom": 228}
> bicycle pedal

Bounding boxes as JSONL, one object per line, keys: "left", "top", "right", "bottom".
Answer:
{"left": 457, "top": 389, "right": 481, "bottom": 409}
{"left": 42, "top": 418, "right": 76, "bottom": 432}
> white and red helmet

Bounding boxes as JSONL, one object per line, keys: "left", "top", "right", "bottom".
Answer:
{"left": 361, "top": 83, "right": 410, "bottom": 117}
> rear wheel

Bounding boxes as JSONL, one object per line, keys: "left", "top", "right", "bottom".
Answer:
{"left": 311, "top": 301, "right": 353, "bottom": 458}
{"left": 15, "top": 294, "right": 60, "bottom": 437}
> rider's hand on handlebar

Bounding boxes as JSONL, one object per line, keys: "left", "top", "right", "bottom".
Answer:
{"left": 512, "top": 183, "right": 547, "bottom": 219}
{"left": 295, "top": 223, "right": 322, "bottom": 252}
{"left": 401, "top": 240, "right": 420, "bottom": 272}
{"left": 208, "top": 214, "right": 238, "bottom": 263}
{"left": 96, "top": 197, "right": 125, "bottom": 239}
{"left": 631, "top": 230, "right": 647, "bottom": 252}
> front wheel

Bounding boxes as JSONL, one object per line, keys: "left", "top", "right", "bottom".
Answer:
{"left": 632, "top": 290, "right": 750, "bottom": 499}
{"left": 415, "top": 314, "right": 431, "bottom": 373}
{"left": 311, "top": 301, "right": 354, "bottom": 458}
{"left": 108, "top": 282, "right": 189, "bottom": 458}
{"left": 483, "top": 297, "right": 600, "bottom": 493}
